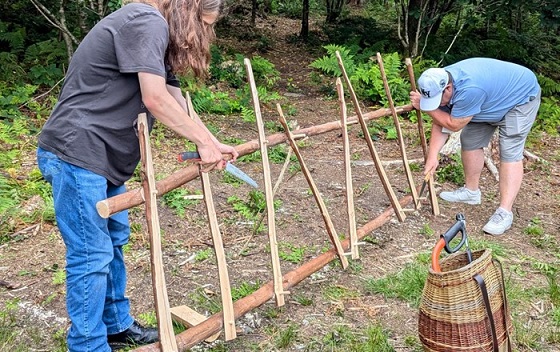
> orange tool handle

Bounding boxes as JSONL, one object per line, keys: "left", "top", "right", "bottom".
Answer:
{"left": 431, "top": 238, "right": 446, "bottom": 273}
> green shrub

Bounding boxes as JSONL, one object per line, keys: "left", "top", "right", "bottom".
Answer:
{"left": 310, "top": 46, "right": 413, "bottom": 106}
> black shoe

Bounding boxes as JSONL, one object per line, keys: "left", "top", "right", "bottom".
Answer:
{"left": 108, "top": 320, "right": 159, "bottom": 351}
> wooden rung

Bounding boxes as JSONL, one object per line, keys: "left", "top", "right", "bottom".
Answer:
{"left": 170, "top": 305, "right": 220, "bottom": 342}
{"left": 183, "top": 194, "right": 204, "bottom": 200}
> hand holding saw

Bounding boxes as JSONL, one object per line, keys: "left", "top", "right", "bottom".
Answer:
{"left": 178, "top": 151, "right": 259, "bottom": 189}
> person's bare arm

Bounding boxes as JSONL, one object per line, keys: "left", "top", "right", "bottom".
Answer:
{"left": 138, "top": 72, "right": 224, "bottom": 168}
{"left": 424, "top": 124, "right": 450, "bottom": 176}
{"left": 410, "top": 90, "right": 472, "bottom": 131}
{"left": 427, "top": 109, "right": 472, "bottom": 132}
{"left": 166, "top": 85, "right": 239, "bottom": 161}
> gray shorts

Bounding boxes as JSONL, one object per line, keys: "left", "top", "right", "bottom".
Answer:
{"left": 460, "top": 91, "right": 541, "bottom": 162}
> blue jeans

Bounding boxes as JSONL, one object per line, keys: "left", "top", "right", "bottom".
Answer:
{"left": 37, "top": 147, "right": 134, "bottom": 352}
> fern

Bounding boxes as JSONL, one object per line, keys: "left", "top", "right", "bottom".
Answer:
{"left": 309, "top": 44, "right": 355, "bottom": 77}
{"left": 535, "top": 96, "right": 560, "bottom": 135}
{"left": 247, "top": 55, "right": 280, "bottom": 88}
{"left": 537, "top": 74, "right": 560, "bottom": 96}
{"left": 0, "top": 117, "right": 30, "bottom": 155}
{"left": 0, "top": 22, "right": 26, "bottom": 54}
{"left": 240, "top": 106, "right": 255, "bottom": 123}
{"left": 310, "top": 48, "right": 411, "bottom": 107}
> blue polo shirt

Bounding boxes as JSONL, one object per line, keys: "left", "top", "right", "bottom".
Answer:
{"left": 445, "top": 58, "right": 540, "bottom": 122}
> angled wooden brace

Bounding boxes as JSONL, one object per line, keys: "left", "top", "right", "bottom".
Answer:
{"left": 335, "top": 51, "right": 406, "bottom": 222}
{"left": 277, "top": 104, "right": 349, "bottom": 269}
{"left": 184, "top": 93, "right": 236, "bottom": 340}
{"left": 376, "top": 53, "right": 419, "bottom": 211}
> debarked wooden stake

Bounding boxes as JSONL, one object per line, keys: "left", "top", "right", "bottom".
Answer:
{"left": 376, "top": 52, "right": 419, "bottom": 210}
{"left": 185, "top": 92, "right": 236, "bottom": 341}
{"left": 277, "top": 104, "right": 349, "bottom": 269}
{"left": 138, "top": 113, "right": 178, "bottom": 352}
{"left": 404, "top": 57, "right": 440, "bottom": 216}
{"left": 244, "top": 58, "right": 287, "bottom": 306}
{"left": 200, "top": 170, "right": 237, "bottom": 341}
{"left": 335, "top": 78, "right": 359, "bottom": 259}
{"left": 335, "top": 51, "right": 406, "bottom": 222}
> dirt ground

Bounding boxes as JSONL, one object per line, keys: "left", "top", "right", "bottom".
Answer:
{"left": 1, "top": 15, "right": 560, "bottom": 352}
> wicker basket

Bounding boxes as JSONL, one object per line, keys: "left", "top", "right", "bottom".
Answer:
{"left": 418, "top": 249, "right": 512, "bottom": 352}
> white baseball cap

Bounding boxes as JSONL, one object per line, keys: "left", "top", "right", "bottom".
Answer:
{"left": 417, "top": 68, "right": 449, "bottom": 111}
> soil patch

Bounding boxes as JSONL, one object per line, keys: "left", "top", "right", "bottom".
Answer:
{"left": 1, "top": 14, "right": 559, "bottom": 352}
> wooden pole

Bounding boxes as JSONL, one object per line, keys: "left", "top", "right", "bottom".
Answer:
{"left": 185, "top": 92, "right": 237, "bottom": 340}
{"left": 132, "top": 193, "right": 415, "bottom": 352}
{"left": 335, "top": 51, "right": 406, "bottom": 222}
{"left": 376, "top": 53, "right": 419, "bottom": 209}
{"left": 244, "top": 58, "right": 287, "bottom": 306}
{"left": 200, "top": 171, "right": 237, "bottom": 340}
{"left": 96, "top": 105, "right": 414, "bottom": 219}
{"left": 138, "top": 113, "right": 178, "bottom": 352}
{"left": 335, "top": 78, "right": 359, "bottom": 259}
{"left": 404, "top": 58, "right": 440, "bottom": 216}
{"left": 277, "top": 104, "right": 349, "bottom": 269}
{"left": 404, "top": 58, "right": 429, "bottom": 159}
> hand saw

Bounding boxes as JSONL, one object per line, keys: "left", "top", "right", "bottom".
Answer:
{"left": 177, "top": 151, "right": 258, "bottom": 189}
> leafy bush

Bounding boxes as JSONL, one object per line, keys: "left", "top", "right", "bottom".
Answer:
{"left": 437, "top": 153, "right": 465, "bottom": 186}
{"left": 181, "top": 51, "right": 282, "bottom": 115}
{"left": 535, "top": 97, "right": 560, "bottom": 136}
{"left": 310, "top": 46, "right": 413, "bottom": 106}
{"left": 0, "top": 116, "right": 54, "bottom": 241}
{"left": 161, "top": 188, "right": 201, "bottom": 218}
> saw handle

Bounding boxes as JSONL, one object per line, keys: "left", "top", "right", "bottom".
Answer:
{"left": 177, "top": 151, "right": 201, "bottom": 162}
{"left": 431, "top": 213, "right": 469, "bottom": 273}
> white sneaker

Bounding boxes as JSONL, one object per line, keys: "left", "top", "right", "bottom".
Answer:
{"left": 483, "top": 208, "right": 513, "bottom": 236}
{"left": 439, "top": 186, "right": 481, "bottom": 205}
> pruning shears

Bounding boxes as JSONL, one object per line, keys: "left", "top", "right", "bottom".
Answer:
{"left": 177, "top": 151, "right": 259, "bottom": 189}
{"left": 431, "top": 213, "right": 473, "bottom": 272}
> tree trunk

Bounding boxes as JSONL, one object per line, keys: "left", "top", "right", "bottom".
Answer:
{"left": 326, "top": 0, "right": 344, "bottom": 23}
{"left": 251, "top": 0, "right": 257, "bottom": 27}
{"left": 300, "top": 0, "right": 309, "bottom": 40}
{"left": 395, "top": 0, "right": 458, "bottom": 58}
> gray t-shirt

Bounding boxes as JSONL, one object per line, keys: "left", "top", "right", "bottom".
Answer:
{"left": 38, "top": 3, "right": 179, "bottom": 185}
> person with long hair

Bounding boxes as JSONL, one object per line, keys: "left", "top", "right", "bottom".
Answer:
{"left": 36, "top": 0, "right": 237, "bottom": 350}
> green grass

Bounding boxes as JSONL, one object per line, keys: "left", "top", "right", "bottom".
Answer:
{"left": 322, "top": 284, "right": 360, "bottom": 301}
{"left": 293, "top": 293, "right": 314, "bottom": 306}
{"left": 278, "top": 241, "right": 306, "bottom": 264}
{"left": 231, "top": 280, "right": 262, "bottom": 301}
{"left": 363, "top": 253, "right": 429, "bottom": 307}
{"left": 275, "top": 323, "right": 298, "bottom": 349}
{"left": 322, "top": 323, "right": 396, "bottom": 351}
{"left": 194, "top": 248, "right": 213, "bottom": 262}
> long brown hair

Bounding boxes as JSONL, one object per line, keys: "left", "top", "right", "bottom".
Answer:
{"left": 135, "top": 0, "right": 221, "bottom": 78}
